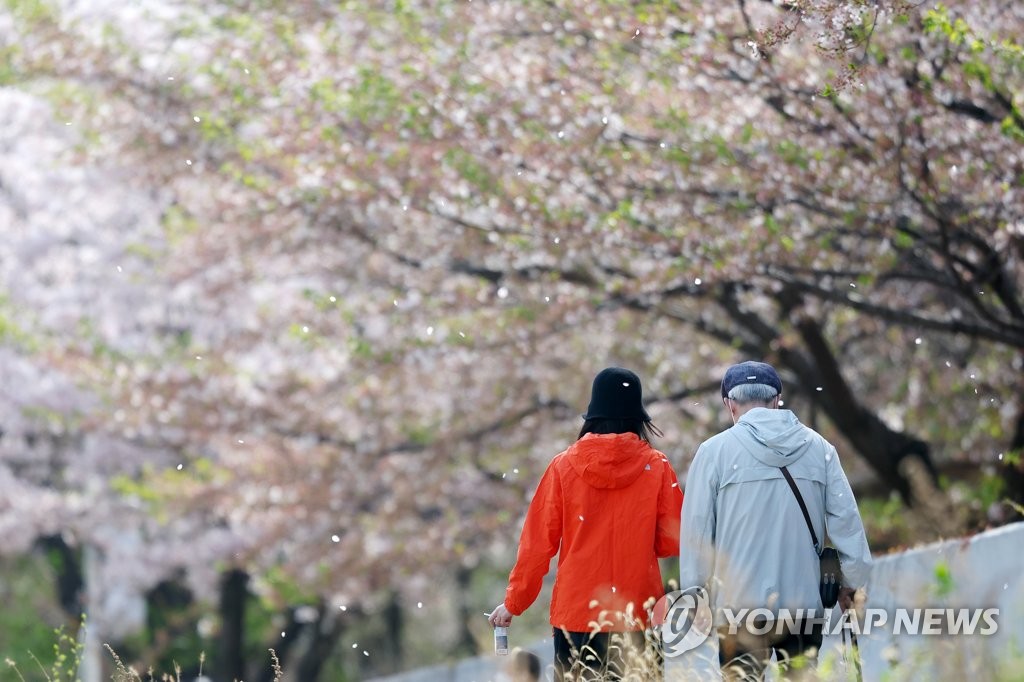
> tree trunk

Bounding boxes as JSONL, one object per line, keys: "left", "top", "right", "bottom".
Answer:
{"left": 716, "top": 284, "right": 943, "bottom": 509}
{"left": 785, "top": 315, "right": 961, "bottom": 536}
{"left": 790, "top": 316, "right": 935, "bottom": 504}
{"left": 381, "top": 592, "right": 404, "bottom": 672}
{"left": 1004, "top": 402, "right": 1024, "bottom": 519}
{"left": 294, "top": 603, "right": 345, "bottom": 681}
{"left": 255, "top": 609, "right": 300, "bottom": 682}
{"left": 217, "top": 569, "right": 249, "bottom": 682}
{"left": 37, "top": 535, "right": 83, "bottom": 619}
{"left": 451, "top": 567, "right": 478, "bottom": 658}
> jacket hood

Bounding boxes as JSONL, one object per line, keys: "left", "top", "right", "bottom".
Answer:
{"left": 732, "top": 408, "right": 813, "bottom": 467}
{"left": 566, "top": 432, "right": 654, "bottom": 489}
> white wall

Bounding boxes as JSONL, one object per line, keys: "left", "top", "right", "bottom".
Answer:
{"left": 820, "top": 520, "right": 1024, "bottom": 681}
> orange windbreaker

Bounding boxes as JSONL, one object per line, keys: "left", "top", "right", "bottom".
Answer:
{"left": 503, "top": 432, "right": 683, "bottom": 632}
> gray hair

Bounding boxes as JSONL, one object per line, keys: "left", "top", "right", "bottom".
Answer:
{"left": 727, "top": 383, "right": 779, "bottom": 405}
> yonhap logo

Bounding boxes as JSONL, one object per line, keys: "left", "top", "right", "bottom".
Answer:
{"left": 653, "top": 586, "right": 713, "bottom": 656}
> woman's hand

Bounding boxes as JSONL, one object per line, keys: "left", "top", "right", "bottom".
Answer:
{"left": 488, "top": 603, "right": 513, "bottom": 627}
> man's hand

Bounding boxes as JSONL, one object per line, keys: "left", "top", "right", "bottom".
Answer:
{"left": 838, "top": 587, "right": 857, "bottom": 612}
{"left": 488, "top": 603, "right": 513, "bottom": 627}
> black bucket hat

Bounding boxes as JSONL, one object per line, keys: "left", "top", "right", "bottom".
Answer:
{"left": 581, "top": 367, "right": 652, "bottom": 422}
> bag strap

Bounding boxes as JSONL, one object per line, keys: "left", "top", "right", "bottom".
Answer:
{"left": 780, "top": 465, "right": 820, "bottom": 552}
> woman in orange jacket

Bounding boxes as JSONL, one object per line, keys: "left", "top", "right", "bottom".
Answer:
{"left": 488, "top": 367, "right": 683, "bottom": 679}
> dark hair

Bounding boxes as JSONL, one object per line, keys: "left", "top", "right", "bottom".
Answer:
{"left": 508, "top": 647, "right": 542, "bottom": 679}
{"left": 578, "top": 418, "right": 663, "bottom": 443}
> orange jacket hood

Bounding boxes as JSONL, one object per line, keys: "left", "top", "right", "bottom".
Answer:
{"left": 567, "top": 432, "right": 653, "bottom": 489}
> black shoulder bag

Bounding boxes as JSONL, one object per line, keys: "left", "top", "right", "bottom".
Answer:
{"left": 779, "top": 466, "right": 842, "bottom": 609}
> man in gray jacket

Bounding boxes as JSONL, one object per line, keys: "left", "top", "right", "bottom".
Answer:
{"left": 679, "top": 361, "right": 872, "bottom": 679}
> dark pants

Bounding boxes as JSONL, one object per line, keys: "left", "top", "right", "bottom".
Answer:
{"left": 552, "top": 629, "right": 660, "bottom": 681}
{"left": 718, "top": 619, "right": 823, "bottom": 681}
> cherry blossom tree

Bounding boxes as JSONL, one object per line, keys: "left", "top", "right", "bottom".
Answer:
{"left": 1, "top": 0, "right": 1021, "bottom": 677}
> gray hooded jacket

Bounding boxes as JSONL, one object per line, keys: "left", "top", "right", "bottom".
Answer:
{"left": 679, "top": 408, "right": 871, "bottom": 621}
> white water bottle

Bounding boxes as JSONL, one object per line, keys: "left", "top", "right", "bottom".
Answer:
{"left": 494, "top": 626, "right": 509, "bottom": 655}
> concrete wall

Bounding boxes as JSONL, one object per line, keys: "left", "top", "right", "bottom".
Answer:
{"left": 371, "top": 521, "right": 1024, "bottom": 681}
{"left": 819, "top": 520, "right": 1024, "bottom": 681}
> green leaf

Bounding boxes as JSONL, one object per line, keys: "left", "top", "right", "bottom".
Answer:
{"left": 933, "top": 561, "right": 955, "bottom": 598}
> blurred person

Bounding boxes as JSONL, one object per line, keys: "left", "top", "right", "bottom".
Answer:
{"left": 502, "top": 647, "right": 542, "bottom": 682}
{"left": 679, "top": 361, "right": 872, "bottom": 680}
{"left": 488, "top": 367, "right": 684, "bottom": 680}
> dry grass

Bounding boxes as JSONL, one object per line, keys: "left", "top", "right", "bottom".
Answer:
{"left": 6, "top": 646, "right": 285, "bottom": 682}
